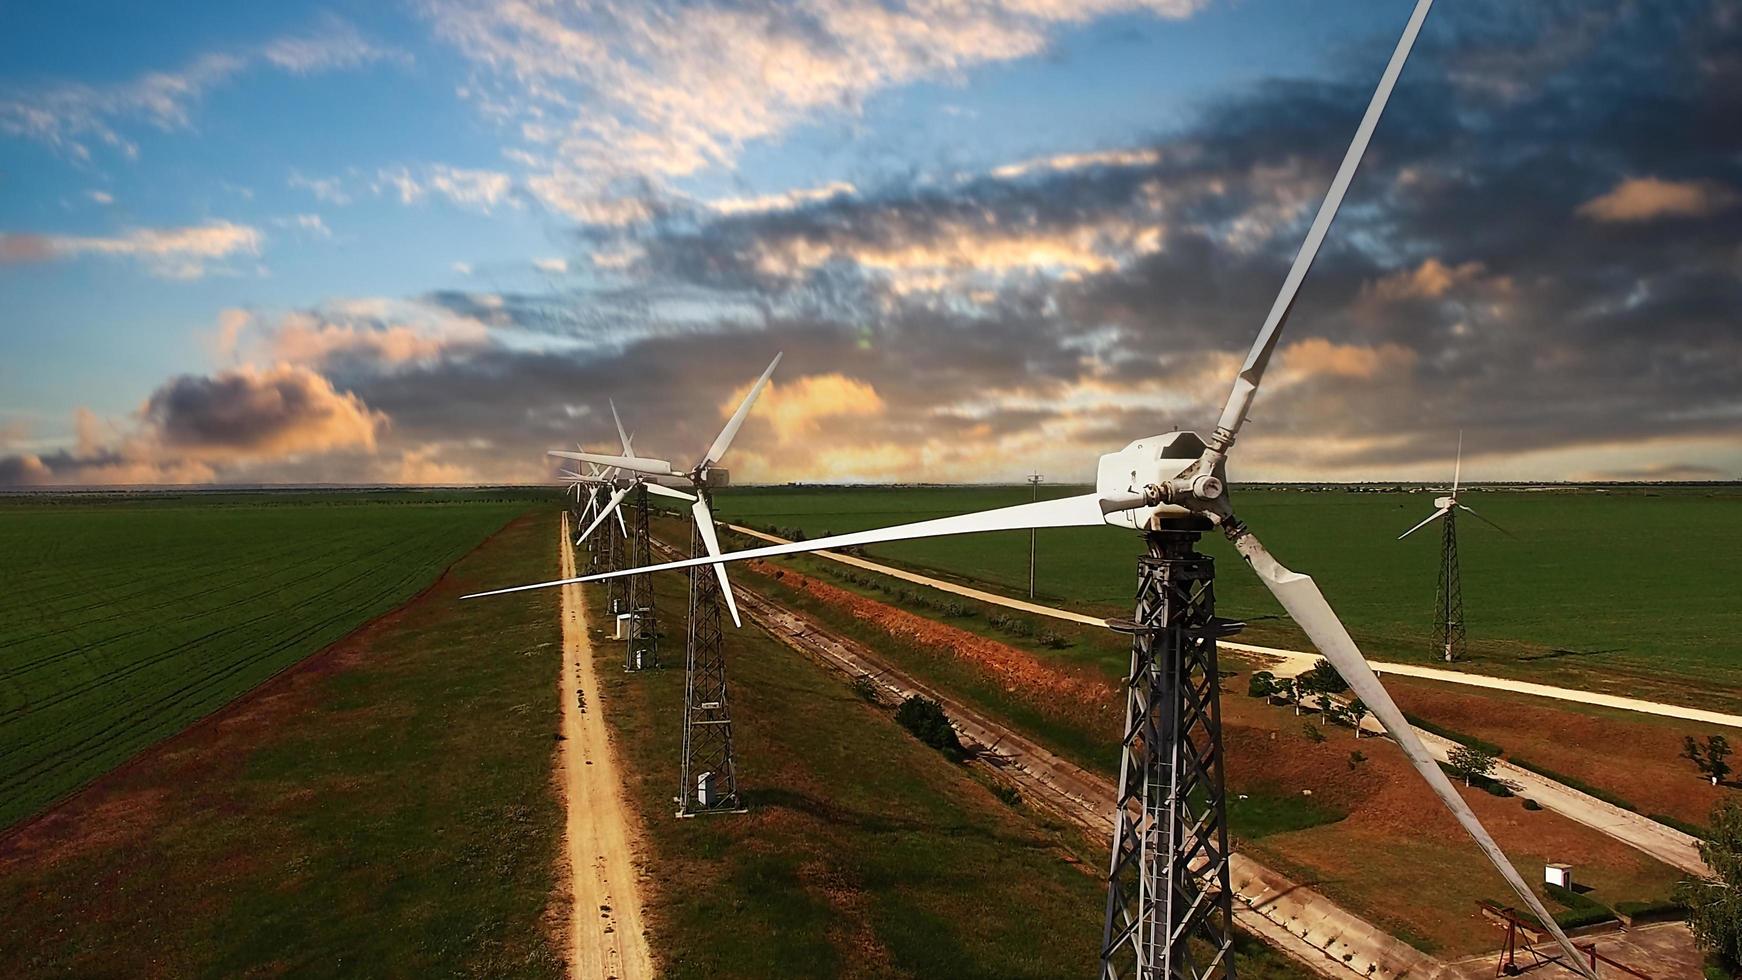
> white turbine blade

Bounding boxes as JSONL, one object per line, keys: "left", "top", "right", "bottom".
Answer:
{"left": 643, "top": 482, "right": 697, "bottom": 502}
{"left": 691, "top": 495, "right": 741, "bottom": 628}
{"left": 1397, "top": 506, "right": 1450, "bottom": 540}
{"left": 1229, "top": 526, "right": 1594, "bottom": 976}
{"left": 610, "top": 398, "right": 635, "bottom": 456}
{"left": 1212, "top": 0, "right": 1432, "bottom": 443}
{"left": 550, "top": 449, "right": 675, "bottom": 477}
{"left": 558, "top": 468, "right": 587, "bottom": 481}
{"left": 575, "top": 486, "right": 630, "bottom": 547}
{"left": 1458, "top": 503, "right": 1513, "bottom": 537}
{"left": 1452, "top": 429, "right": 1463, "bottom": 497}
{"left": 703, "top": 352, "right": 782, "bottom": 467}
{"left": 462, "top": 491, "right": 1145, "bottom": 599}
{"left": 615, "top": 500, "right": 629, "bottom": 537}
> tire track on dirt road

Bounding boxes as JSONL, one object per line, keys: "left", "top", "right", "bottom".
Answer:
{"left": 558, "top": 513, "right": 653, "bottom": 980}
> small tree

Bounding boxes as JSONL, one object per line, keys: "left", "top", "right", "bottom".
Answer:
{"left": 1448, "top": 744, "right": 1497, "bottom": 787}
{"left": 1675, "top": 801, "right": 1742, "bottom": 973}
{"left": 1314, "top": 692, "right": 1333, "bottom": 724}
{"left": 1300, "top": 657, "right": 1349, "bottom": 696}
{"left": 1346, "top": 698, "right": 1369, "bottom": 738}
{"left": 895, "top": 696, "right": 965, "bottom": 761}
{"left": 1248, "top": 671, "right": 1276, "bottom": 699}
{"left": 1709, "top": 735, "right": 1733, "bottom": 786}
{"left": 1685, "top": 735, "right": 1734, "bottom": 786}
{"left": 1279, "top": 679, "right": 1302, "bottom": 715}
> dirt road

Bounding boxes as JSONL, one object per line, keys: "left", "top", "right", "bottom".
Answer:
{"left": 557, "top": 512, "right": 654, "bottom": 980}
{"left": 725, "top": 523, "right": 1742, "bottom": 731}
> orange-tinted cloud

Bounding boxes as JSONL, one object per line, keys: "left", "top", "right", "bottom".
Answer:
{"left": 1277, "top": 338, "right": 1417, "bottom": 381}
{"left": 142, "top": 363, "right": 384, "bottom": 457}
{"left": 1576, "top": 176, "right": 1738, "bottom": 222}
{"left": 1362, "top": 258, "right": 1490, "bottom": 302}
{"left": 718, "top": 373, "right": 885, "bottom": 444}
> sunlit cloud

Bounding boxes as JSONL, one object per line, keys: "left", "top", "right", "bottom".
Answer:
{"left": 1577, "top": 176, "right": 1738, "bottom": 223}
{"left": 0, "top": 220, "right": 262, "bottom": 279}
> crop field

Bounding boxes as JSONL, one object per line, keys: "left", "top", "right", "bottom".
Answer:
{"left": 712, "top": 484, "right": 1742, "bottom": 698}
{"left": 0, "top": 510, "right": 565, "bottom": 977}
{"left": 0, "top": 491, "right": 538, "bottom": 830}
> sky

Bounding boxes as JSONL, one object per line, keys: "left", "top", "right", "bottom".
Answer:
{"left": 1, "top": 0, "right": 1739, "bottom": 487}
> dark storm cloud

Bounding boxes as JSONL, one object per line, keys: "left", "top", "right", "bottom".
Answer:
{"left": 142, "top": 364, "right": 382, "bottom": 453}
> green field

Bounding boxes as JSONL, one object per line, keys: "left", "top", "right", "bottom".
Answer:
{"left": 0, "top": 510, "right": 565, "bottom": 977}
{"left": 0, "top": 490, "right": 539, "bottom": 829}
{"left": 711, "top": 485, "right": 1742, "bottom": 697}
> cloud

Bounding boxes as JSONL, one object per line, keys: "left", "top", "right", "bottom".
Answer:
{"left": 423, "top": 0, "right": 1207, "bottom": 221}
{"left": 1275, "top": 338, "right": 1417, "bottom": 382}
{"left": 719, "top": 373, "right": 886, "bottom": 445}
{"left": 532, "top": 257, "right": 568, "bottom": 274}
{"left": 1361, "top": 258, "right": 1491, "bottom": 303}
{"left": 0, "top": 20, "right": 405, "bottom": 163}
{"left": 273, "top": 213, "right": 332, "bottom": 238}
{"left": 373, "top": 164, "right": 515, "bottom": 211}
{"left": 289, "top": 171, "right": 352, "bottom": 205}
{"left": 1577, "top": 176, "right": 1738, "bottom": 222}
{"left": 142, "top": 364, "right": 385, "bottom": 457}
{"left": 85, "top": 189, "right": 114, "bottom": 205}
{"left": 708, "top": 182, "right": 856, "bottom": 216}
{"left": 0, "top": 220, "right": 262, "bottom": 279}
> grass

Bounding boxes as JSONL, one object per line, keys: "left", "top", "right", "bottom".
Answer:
{"left": 0, "top": 510, "right": 565, "bottom": 977}
{"left": 0, "top": 490, "right": 534, "bottom": 829}
{"left": 710, "top": 484, "right": 1742, "bottom": 697}
{"left": 589, "top": 541, "right": 1308, "bottom": 979}
{"left": 1227, "top": 788, "right": 1346, "bottom": 840}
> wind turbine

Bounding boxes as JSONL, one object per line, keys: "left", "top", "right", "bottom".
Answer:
{"left": 1399, "top": 432, "right": 1509, "bottom": 663}
{"left": 464, "top": 2, "right": 1593, "bottom": 975}
{"left": 549, "top": 353, "right": 781, "bottom": 814}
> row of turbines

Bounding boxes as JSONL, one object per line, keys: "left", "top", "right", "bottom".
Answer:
{"left": 467, "top": 2, "right": 1595, "bottom": 976}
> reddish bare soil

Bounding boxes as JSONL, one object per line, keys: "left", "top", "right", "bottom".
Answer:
{"left": 765, "top": 563, "right": 1685, "bottom": 956}
{"left": 1377, "top": 673, "right": 1732, "bottom": 828}
{"left": 752, "top": 561, "right": 1124, "bottom": 734}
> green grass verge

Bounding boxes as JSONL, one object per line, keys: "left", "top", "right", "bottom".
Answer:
{"left": 0, "top": 510, "right": 565, "bottom": 977}
{"left": 592, "top": 543, "right": 1309, "bottom": 979}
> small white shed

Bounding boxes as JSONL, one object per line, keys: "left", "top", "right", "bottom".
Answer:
{"left": 1544, "top": 863, "right": 1573, "bottom": 890}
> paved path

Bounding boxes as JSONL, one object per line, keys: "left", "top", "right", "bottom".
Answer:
{"left": 725, "top": 524, "right": 1742, "bottom": 730}
{"left": 558, "top": 513, "right": 654, "bottom": 980}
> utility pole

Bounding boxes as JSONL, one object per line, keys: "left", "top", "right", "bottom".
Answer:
{"left": 1027, "top": 472, "right": 1043, "bottom": 599}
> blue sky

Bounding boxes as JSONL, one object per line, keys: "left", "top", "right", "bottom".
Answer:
{"left": 2, "top": 1, "right": 1738, "bottom": 486}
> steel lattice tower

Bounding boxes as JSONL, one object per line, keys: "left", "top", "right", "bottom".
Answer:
{"left": 1434, "top": 506, "right": 1465, "bottom": 663}
{"left": 1102, "top": 520, "right": 1236, "bottom": 980}
{"left": 605, "top": 491, "right": 628, "bottom": 616}
{"left": 586, "top": 487, "right": 609, "bottom": 575}
{"left": 625, "top": 484, "right": 658, "bottom": 671}
{"left": 676, "top": 489, "right": 743, "bottom": 817}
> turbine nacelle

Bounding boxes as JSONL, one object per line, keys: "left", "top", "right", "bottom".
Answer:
{"left": 1096, "top": 431, "right": 1228, "bottom": 531}
{"left": 1434, "top": 494, "right": 1455, "bottom": 510}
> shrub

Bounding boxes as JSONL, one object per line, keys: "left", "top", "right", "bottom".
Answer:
{"left": 1248, "top": 671, "right": 1276, "bottom": 699}
{"left": 1302, "top": 722, "right": 1327, "bottom": 744}
{"left": 1037, "top": 629, "right": 1069, "bottom": 650}
{"left": 991, "top": 783, "right": 1022, "bottom": 807}
{"left": 1403, "top": 712, "right": 1504, "bottom": 756}
{"left": 1612, "top": 898, "right": 1684, "bottom": 924}
{"left": 1650, "top": 812, "right": 1711, "bottom": 839}
{"left": 850, "top": 674, "right": 880, "bottom": 703}
{"left": 1347, "top": 750, "right": 1366, "bottom": 770}
{"left": 941, "top": 601, "right": 974, "bottom": 618}
{"left": 1483, "top": 780, "right": 1514, "bottom": 798}
{"left": 895, "top": 696, "right": 966, "bottom": 761}
{"left": 1509, "top": 757, "right": 1641, "bottom": 814}
{"left": 1522, "top": 798, "right": 1543, "bottom": 811}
